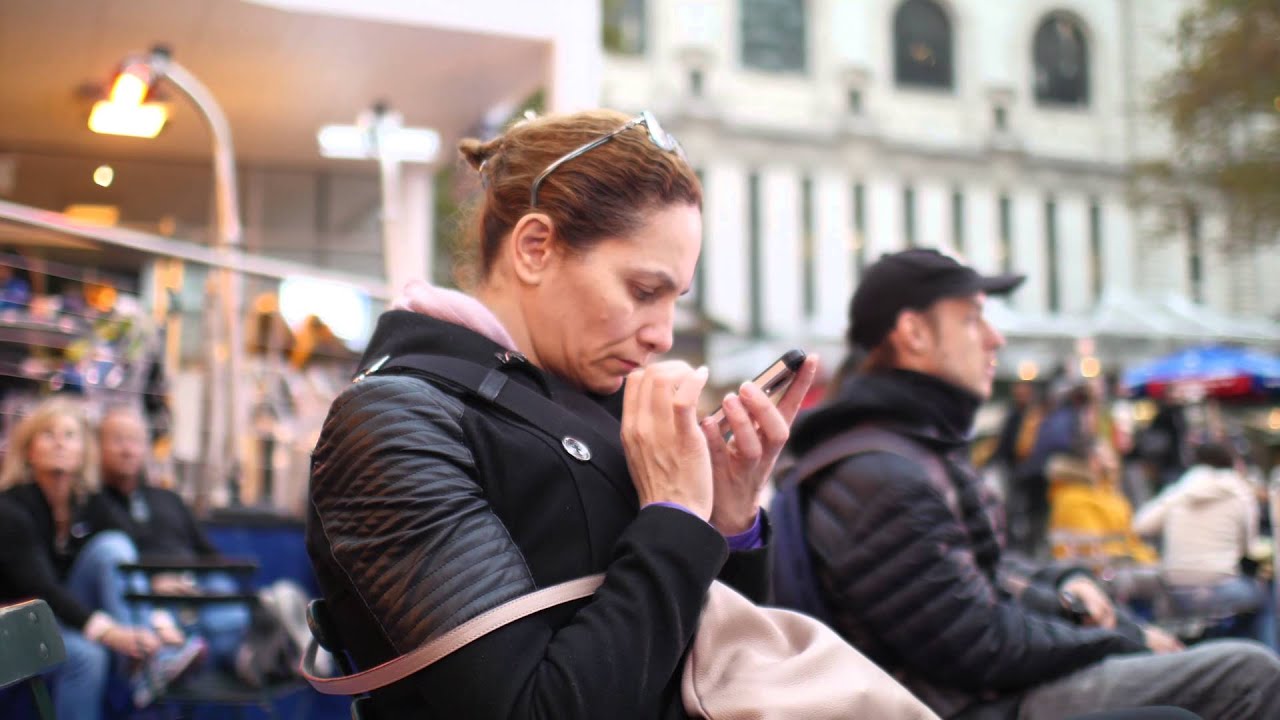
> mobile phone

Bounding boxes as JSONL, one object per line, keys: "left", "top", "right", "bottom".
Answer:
{"left": 710, "top": 349, "right": 807, "bottom": 441}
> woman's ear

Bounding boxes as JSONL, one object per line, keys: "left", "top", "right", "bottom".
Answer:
{"left": 508, "top": 213, "right": 557, "bottom": 286}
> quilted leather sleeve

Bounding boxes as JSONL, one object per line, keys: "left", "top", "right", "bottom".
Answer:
{"left": 309, "top": 374, "right": 536, "bottom": 652}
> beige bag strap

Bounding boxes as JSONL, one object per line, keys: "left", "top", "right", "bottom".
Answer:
{"left": 301, "top": 574, "right": 605, "bottom": 696}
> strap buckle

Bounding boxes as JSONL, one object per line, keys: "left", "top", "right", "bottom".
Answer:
{"left": 352, "top": 355, "right": 391, "bottom": 383}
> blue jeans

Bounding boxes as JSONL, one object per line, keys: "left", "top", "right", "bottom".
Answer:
{"left": 188, "top": 572, "right": 252, "bottom": 668}
{"left": 1170, "top": 576, "right": 1277, "bottom": 652}
{"left": 53, "top": 530, "right": 139, "bottom": 720}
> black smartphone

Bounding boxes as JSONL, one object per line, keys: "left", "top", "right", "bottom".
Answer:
{"left": 709, "top": 349, "right": 807, "bottom": 441}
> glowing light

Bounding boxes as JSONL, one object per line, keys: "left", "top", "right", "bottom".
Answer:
{"left": 88, "top": 100, "right": 168, "bottom": 138}
{"left": 1018, "top": 361, "right": 1039, "bottom": 381}
{"left": 109, "top": 70, "right": 149, "bottom": 105}
{"left": 93, "top": 165, "right": 114, "bottom": 187}
{"left": 1268, "top": 409, "right": 1280, "bottom": 431}
{"left": 1080, "top": 356, "right": 1101, "bottom": 379}
{"left": 279, "top": 277, "right": 371, "bottom": 346}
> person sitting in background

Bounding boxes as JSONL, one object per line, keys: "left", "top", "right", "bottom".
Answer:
{"left": 1014, "top": 380, "right": 1096, "bottom": 557}
{"left": 0, "top": 397, "right": 203, "bottom": 720}
{"left": 85, "top": 403, "right": 251, "bottom": 673}
{"left": 1048, "top": 442, "right": 1158, "bottom": 566}
{"left": 1133, "top": 442, "right": 1276, "bottom": 651}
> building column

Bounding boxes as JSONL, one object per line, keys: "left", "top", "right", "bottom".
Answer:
{"left": 1012, "top": 188, "right": 1046, "bottom": 313}
{"left": 1101, "top": 198, "right": 1136, "bottom": 298}
{"left": 815, "top": 170, "right": 854, "bottom": 338}
{"left": 704, "top": 163, "right": 750, "bottom": 333}
{"left": 866, "top": 174, "right": 903, "bottom": 259}
{"left": 918, "top": 180, "right": 949, "bottom": 251}
{"left": 965, "top": 183, "right": 999, "bottom": 273}
{"left": 761, "top": 167, "right": 803, "bottom": 337}
{"left": 1057, "top": 193, "right": 1090, "bottom": 315}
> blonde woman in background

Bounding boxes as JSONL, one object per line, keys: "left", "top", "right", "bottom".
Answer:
{"left": 0, "top": 397, "right": 200, "bottom": 720}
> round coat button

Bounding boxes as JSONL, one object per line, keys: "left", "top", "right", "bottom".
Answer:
{"left": 562, "top": 436, "right": 591, "bottom": 462}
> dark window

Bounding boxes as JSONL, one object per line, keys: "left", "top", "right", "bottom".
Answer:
{"left": 802, "top": 176, "right": 815, "bottom": 318}
{"left": 848, "top": 88, "right": 863, "bottom": 114}
{"left": 1188, "top": 206, "right": 1204, "bottom": 303}
{"left": 1045, "top": 197, "right": 1060, "bottom": 312}
{"left": 853, "top": 182, "right": 867, "bottom": 272}
{"left": 994, "top": 104, "right": 1008, "bottom": 130}
{"left": 1089, "top": 200, "right": 1103, "bottom": 304}
{"left": 903, "top": 185, "right": 917, "bottom": 247}
{"left": 1033, "top": 14, "right": 1089, "bottom": 105}
{"left": 689, "top": 68, "right": 705, "bottom": 97}
{"left": 741, "top": 0, "right": 807, "bottom": 73}
{"left": 894, "top": 0, "right": 953, "bottom": 90}
{"left": 999, "top": 193, "right": 1013, "bottom": 273}
{"left": 749, "top": 172, "right": 763, "bottom": 336}
{"left": 602, "top": 0, "right": 646, "bottom": 55}
{"left": 952, "top": 188, "right": 965, "bottom": 255}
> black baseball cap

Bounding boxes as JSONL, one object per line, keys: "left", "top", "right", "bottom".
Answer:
{"left": 848, "top": 248, "right": 1024, "bottom": 350}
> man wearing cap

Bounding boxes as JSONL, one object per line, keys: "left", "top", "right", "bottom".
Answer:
{"left": 774, "top": 249, "right": 1280, "bottom": 719}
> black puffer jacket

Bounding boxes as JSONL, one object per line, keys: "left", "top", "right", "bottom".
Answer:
{"left": 307, "top": 311, "right": 768, "bottom": 719}
{"left": 788, "top": 369, "right": 1145, "bottom": 718}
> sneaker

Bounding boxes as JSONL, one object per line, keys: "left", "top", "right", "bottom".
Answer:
{"left": 131, "top": 636, "right": 208, "bottom": 708}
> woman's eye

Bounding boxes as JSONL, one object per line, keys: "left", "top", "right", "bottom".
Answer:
{"left": 631, "top": 286, "right": 658, "bottom": 302}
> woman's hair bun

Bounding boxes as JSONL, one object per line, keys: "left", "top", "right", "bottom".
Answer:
{"left": 459, "top": 137, "right": 499, "bottom": 172}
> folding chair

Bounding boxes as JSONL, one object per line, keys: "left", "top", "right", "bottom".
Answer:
{"left": 0, "top": 599, "right": 67, "bottom": 720}
{"left": 121, "top": 558, "right": 310, "bottom": 719}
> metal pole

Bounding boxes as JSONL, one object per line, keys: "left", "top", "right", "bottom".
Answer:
{"left": 148, "top": 49, "right": 244, "bottom": 511}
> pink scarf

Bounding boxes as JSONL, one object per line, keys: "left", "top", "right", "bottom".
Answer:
{"left": 392, "top": 280, "right": 517, "bottom": 351}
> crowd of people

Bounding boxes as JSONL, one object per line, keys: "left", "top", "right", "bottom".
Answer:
{"left": 4, "top": 108, "right": 1278, "bottom": 720}
{"left": 302, "top": 109, "right": 1279, "bottom": 720}
{"left": 0, "top": 399, "right": 313, "bottom": 720}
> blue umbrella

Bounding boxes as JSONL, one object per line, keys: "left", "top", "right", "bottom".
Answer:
{"left": 1122, "top": 345, "right": 1280, "bottom": 399}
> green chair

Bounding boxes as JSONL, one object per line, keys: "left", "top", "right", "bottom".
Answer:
{"left": 0, "top": 599, "right": 67, "bottom": 720}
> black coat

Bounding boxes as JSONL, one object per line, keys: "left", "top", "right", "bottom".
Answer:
{"left": 0, "top": 483, "right": 99, "bottom": 629}
{"left": 84, "top": 484, "right": 220, "bottom": 560}
{"left": 787, "top": 370, "right": 1145, "bottom": 718}
{"left": 307, "top": 311, "right": 768, "bottom": 719}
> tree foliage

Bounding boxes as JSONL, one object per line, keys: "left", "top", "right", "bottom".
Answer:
{"left": 1150, "top": 0, "right": 1280, "bottom": 249}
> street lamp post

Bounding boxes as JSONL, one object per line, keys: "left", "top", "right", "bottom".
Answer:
{"left": 90, "top": 46, "right": 244, "bottom": 511}
{"left": 317, "top": 103, "right": 440, "bottom": 297}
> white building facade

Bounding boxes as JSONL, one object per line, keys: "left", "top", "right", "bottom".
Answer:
{"left": 601, "top": 0, "right": 1280, "bottom": 380}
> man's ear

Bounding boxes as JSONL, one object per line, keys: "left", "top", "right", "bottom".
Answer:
{"left": 508, "top": 213, "right": 557, "bottom": 286}
{"left": 896, "top": 309, "right": 939, "bottom": 357}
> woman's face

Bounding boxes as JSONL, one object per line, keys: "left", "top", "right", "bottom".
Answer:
{"left": 526, "top": 203, "right": 702, "bottom": 395}
{"left": 27, "top": 414, "right": 85, "bottom": 482}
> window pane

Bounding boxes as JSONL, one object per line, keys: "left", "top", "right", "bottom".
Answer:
{"left": 904, "top": 185, "right": 917, "bottom": 247}
{"left": 603, "top": 0, "right": 646, "bottom": 55}
{"left": 1033, "top": 15, "right": 1089, "bottom": 105}
{"left": 749, "top": 172, "right": 763, "bottom": 336}
{"left": 999, "top": 194, "right": 1013, "bottom": 273}
{"left": 1045, "top": 197, "right": 1060, "bottom": 313}
{"left": 894, "top": 0, "right": 953, "bottom": 89}
{"left": 741, "top": 0, "right": 807, "bottom": 73}
{"left": 802, "top": 176, "right": 815, "bottom": 318}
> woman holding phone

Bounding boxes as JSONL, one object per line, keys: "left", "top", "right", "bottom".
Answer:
{"left": 307, "top": 109, "right": 818, "bottom": 718}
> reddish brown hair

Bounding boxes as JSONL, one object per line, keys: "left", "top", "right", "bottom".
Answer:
{"left": 456, "top": 109, "right": 701, "bottom": 285}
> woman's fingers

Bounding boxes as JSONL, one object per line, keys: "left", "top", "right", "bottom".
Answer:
{"left": 775, "top": 355, "right": 820, "bottom": 424}
{"left": 738, "top": 381, "right": 790, "bottom": 456}
{"left": 722, "top": 391, "right": 762, "bottom": 461}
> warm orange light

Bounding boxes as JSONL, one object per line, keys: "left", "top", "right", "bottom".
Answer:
{"left": 109, "top": 70, "right": 149, "bottom": 105}
{"left": 1080, "top": 356, "right": 1102, "bottom": 379}
{"left": 89, "top": 66, "right": 167, "bottom": 138}
{"left": 1268, "top": 408, "right": 1280, "bottom": 431}
{"left": 88, "top": 100, "right": 167, "bottom": 138}
{"left": 1018, "top": 361, "right": 1039, "bottom": 381}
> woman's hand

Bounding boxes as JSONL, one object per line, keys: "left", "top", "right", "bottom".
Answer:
{"left": 622, "top": 361, "right": 714, "bottom": 520}
{"left": 700, "top": 355, "right": 819, "bottom": 535}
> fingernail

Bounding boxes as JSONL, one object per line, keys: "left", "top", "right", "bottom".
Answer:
{"left": 723, "top": 393, "right": 736, "bottom": 404}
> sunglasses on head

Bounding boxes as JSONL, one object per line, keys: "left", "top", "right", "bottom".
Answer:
{"left": 529, "top": 111, "right": 685, "bottom": 208}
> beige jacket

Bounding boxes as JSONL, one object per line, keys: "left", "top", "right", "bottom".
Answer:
{"left": 1133, "top": 465, "right": 1258, "bottom": 586}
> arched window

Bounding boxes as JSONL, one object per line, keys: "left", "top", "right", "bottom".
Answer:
{"left": 893, "top": 0, "right": 953, "bottom": 90}
{"left": 1033, "top": 14, "right": 1089, "bottom": 106}
{"left": 741, "top": 0, "right": 807, "bottom": 73}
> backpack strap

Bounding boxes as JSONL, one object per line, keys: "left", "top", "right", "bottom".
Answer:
{"left": 787, "top": 425, "right": 955, "bottom": 519}
{"left": 371, "top": 353, "right": 631, "bottom": 489}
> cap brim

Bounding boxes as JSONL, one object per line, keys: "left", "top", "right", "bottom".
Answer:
{"left": 975, "top": 273, "right": 1026, "bottom": 296}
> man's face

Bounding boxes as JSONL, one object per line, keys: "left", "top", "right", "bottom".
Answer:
{"left": 914, "top": 293, "right": 1006, "bottom": 399}
{"left": 99, "top": 411, "right": 148, "bottom": 483}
